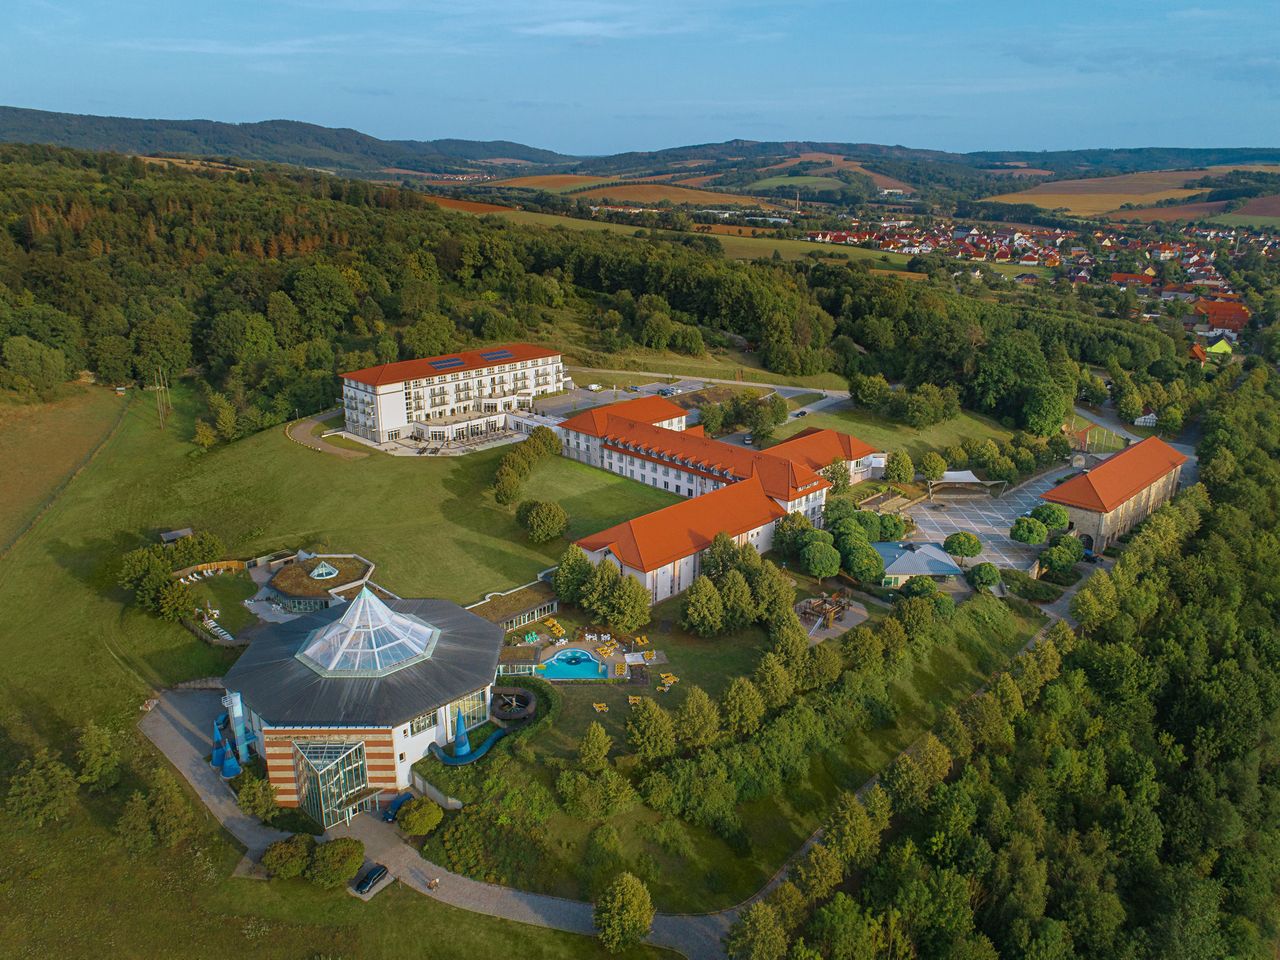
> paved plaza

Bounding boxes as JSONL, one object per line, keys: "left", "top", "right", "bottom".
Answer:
{"left": 906, "top": 472, "right": 1064, "bottom": 569}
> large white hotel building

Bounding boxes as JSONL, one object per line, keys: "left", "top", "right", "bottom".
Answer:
{"left": 341, "top": 343, "right": 570, "bottom": 444}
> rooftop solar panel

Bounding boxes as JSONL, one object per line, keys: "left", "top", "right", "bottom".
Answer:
{"left": 479, "top": 349, "right": 514, "bottom": 361}
{"left": 428, "top": 357, "right": 465, "bottom": 370}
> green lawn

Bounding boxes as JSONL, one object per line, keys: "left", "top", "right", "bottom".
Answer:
{"left": 786, "top": 391, "right": 825, "bottom": 409}
{"left": 748, "top": 175, "right": 847, "bottom": 191}
{"left": 187, "top": 570, "right": 259, "bottom": 635}
{"left": 0, "top": 385, "right": 680, "bottom": 959}
{"left": 0, "top": 384, "right": 126, "bottom": 552}
{"left": 767, "top": 404, "right": 1013, "bottom": 462}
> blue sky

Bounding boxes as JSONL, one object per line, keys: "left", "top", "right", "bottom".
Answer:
{"left": 4, "top": 1, "right": 1277, "bottom": 155}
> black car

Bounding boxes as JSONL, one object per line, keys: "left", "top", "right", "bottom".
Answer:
{"left": 794, "top": 410, "right": 808, "bottom": 418}
{"left": 355, "top": 863, "right": 388, "bottom": 894}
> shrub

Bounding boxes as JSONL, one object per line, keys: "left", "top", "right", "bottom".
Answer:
{"left": 262, "top": 833, "right": 316, "bottom": 879}
{"left": 1030, "top": 503, "right": 1070, "bottom": 531}
{"left": 398, "top": 796, "right": 444, "bottom": 836}
{"left": 117, "top": 790, "right": 155, "bottom": 857}
{"left": 305, "top": 837, "right": 365, "bottom": 889}
{"left": 236, "top": 772, "right": 278, "bottom": 822}
{"left": 76, "top": 720, "right": 122, "bottom": 793}
{"left": 884, "top": 450, "right": 914, "bottom": 484}
{"left": 899, "top": 575, "right": 938, "bottom": 599}
{"left": 1001, "top": 567, "right": 1063, "bottom": 602}
{"left": 967, "top": 562, "right": 1001, "bottom": 590}
{"left": 1010, "top": 516, "right": 1049, "bottom": 545}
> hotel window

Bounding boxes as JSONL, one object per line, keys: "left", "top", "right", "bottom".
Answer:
{"left": 448, "top": 688, "right": 488, "bottom": 736}
{"left": 409, "top": 711, "right": 437, "bottom": 736}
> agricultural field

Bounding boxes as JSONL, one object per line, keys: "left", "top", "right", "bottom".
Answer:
{"left": 0, "top": 385, "right": 126, "bottom": 553}
{"left": 576, "top": 182, "right": 776, "bottom": 207}
{"left": 766, "top": 403, "right": 1014, "bottom": 463}
{"left": 1212, "top": 193, "right": 1280, "bottom": 227}
{"left": 1113, "top": 201, "right": 1230, "bottom": 223}
{"left": 424, "top": 195, "right": 514, "bottom": 214}
{"left": 672, "top": 174, "right": 719, "bottom": 187}
{"left": 986, "top": 164, "right": 1280, "bottom": 216}
{"left": 490, "top": 174, "right": 613, "bottom": 192}
{"left": 759, "top": 152, "right": 913, "bottom": 192}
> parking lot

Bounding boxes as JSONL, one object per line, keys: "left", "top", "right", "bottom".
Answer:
{"left": 906, "top": 473, "right": 1062, "bottom": 570}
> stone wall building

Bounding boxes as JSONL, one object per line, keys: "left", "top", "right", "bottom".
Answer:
{"left": 1039, "top": 436, "right": 1187, "bottom": 551}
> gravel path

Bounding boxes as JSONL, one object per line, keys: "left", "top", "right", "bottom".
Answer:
{"left": 285, "top": 409, "right": 367, "bottom": 460}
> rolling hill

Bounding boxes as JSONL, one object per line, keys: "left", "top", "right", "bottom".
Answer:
{"left": 0, "top": 105, "right": 573, "bottom": 175}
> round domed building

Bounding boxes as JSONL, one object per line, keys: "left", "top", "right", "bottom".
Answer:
{"left": 222, "top": 587, "right": 503, "bottom": 827}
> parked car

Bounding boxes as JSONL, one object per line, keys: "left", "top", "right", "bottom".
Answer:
{"left": 625, "top": 385, "right": 640, "bottom": 393}
{"left": 657, "top": 388, "right": 673, "bottom": 397}
{"left": 743, "top": 435, "right": 754, "bottom": 445}
{"left": 355, "top": 863, "right": 388, "bottom": 894}
{"left": 382, "top": 791, "right": 413, "bottom": 822}
{"left": 586, "top": 383, "right": 603, "bottom": 392}
{"left": 793, "top": 410, "right": 808, "bottom": 418}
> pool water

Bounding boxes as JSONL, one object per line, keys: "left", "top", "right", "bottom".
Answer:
{"left": 540, "top": 648, "right": 605, "bottom": 680}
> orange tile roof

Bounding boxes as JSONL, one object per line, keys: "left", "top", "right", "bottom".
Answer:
{"left": 1041, "top": 436, "right": 1187, "bottom": 514}
{"left": 558, "top": 396, "right": 687, "bottom": 436}
{"left": 595, "top": 416, "right": 827, "bottom": 502}
{"left": 342, "top": 343, "right": 560, "bottom": 387}
{"left": 1189, "top": 343, "right": 1208, "bottom": 363}
{"left": 576, "top": 475, "right": 786, "bottom": 573}
{"left": 767, "top": 427, "right": 879, "bottom": 471}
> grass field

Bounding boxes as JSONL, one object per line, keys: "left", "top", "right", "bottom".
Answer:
{"left": 0, "top": 387, "right": 680, "bottom": 958}
{"left": 1112, "top": 200, "right": 1229, "bottom": 222}
{"left": 0, "top": 385, "right": 126, "bottom": 554}
{"left": 985, "top": 164, "right": 1280, "bottom": 216}
{"left": 748, "top": 174, "right": 847, "bottom": 192}
{"left": 425, "top": 195, "right": 514, "bottom": 214}
{"left": 785, "top": 391, "right": 825, "bottom": 409}
{"left": 569, "top": 356, "right": 849, "bottom": 391}
{"left": 1213, "top": 212, "right": 1280, "bottom": 228}
{"left": 767, "top": 403, "right": 1013, "bottom": 461}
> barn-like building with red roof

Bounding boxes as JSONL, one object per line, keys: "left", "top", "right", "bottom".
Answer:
{"left": 1040, "top": 436, "right": 1187, "bottom": 550}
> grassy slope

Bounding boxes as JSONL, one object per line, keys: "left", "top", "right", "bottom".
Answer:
{"left": 767, "top": 404, "right": 1013, "bottom": 462}
{"left": 0, "top": 385, "right": 125, "bottom": 551}
{"left": 0, "top": 388, "right": 678, "bottom": 959}
{"left": 426, "top": 595, "right": 1042, "bottom": 911}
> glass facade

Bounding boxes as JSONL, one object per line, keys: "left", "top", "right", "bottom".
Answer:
{"left": 293, "top": 740, "right": 376, "bottom": 828}
{"left": 447, "top": 688, "right": 489, "bottom": 739}
{"left": 409, "top": 711, "right": 438, "bottom": 736}
{"left": 502, "top": 600, "right": 558, "bottom": 632}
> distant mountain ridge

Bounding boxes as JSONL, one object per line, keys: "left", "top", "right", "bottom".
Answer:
{"left": 2, "top": 105, "right": 1278, "bottom": 182}
{"left": 0, "top": 105, "right": 572, "bottom": 174}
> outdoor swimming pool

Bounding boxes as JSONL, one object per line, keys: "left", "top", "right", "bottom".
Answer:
{"left": 539, "top": 648, "right": 605, "bottom": 680}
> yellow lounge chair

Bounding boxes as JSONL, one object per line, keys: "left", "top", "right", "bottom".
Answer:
{"left": 643, "top": 650, "right": 655, "bottom": 661}
{"left": 615, "top": 663, "right": 627, "bottom": 677}
{"left": 627, "top": 695, "right": 641, "bottom": 706}
{"left": 593, "top": 702, "right": 609, "bottom": 713}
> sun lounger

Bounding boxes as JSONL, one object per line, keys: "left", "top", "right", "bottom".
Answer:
{"left": 643, "top": 650, "right": 655, "bottom": 661}
{"left": 627, "top": 696, "right": 641, "bottom": 706}
{"left": 592, "top": 702, "right": 609, "bottom": 713}
{"left": 614, "top": 663, "right": 627, "bottom": 677}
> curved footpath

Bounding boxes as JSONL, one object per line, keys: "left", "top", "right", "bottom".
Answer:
{"left": 285, "top": 408, "right": 367, "bottom": 460}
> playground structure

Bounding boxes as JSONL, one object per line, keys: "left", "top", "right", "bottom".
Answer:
{"left": 799, "top": 594, "right": 857, "bottom": 631}
{"left": 209, "top": 691, "right": 253, "bottom": 779}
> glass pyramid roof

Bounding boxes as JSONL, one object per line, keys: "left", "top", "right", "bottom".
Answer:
{"left": 295, "top": 588, "right": 440, "bottom": 677}
{"left": 309, "top": 560, "right": 340, "bottom": 580}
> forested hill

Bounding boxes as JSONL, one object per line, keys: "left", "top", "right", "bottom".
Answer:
{"left": 4, "top": 106, "right": 1279, "bottom": 184}
{"left": 0, "top": 105, "right": 572, "bottom": 175}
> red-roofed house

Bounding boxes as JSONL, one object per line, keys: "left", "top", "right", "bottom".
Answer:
{"left": 577, "top": 476, "right": 787, "bottom": 603}
{"left": 1040, "top": 436, "right": 1187, "bottom": 550}
{"left": 341, "top": 343, "right": 568, "bottom": 444}
{"left": 767, "top": 427, "right": 882, "bottom": 485}
{"left": 1194, "top": 299, "right": 1251, "bottom": 334}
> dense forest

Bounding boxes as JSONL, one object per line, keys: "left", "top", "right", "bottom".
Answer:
{"left": 726, "top": 367, "right": 1280, "bottom": 959}
{"left": 0, "top": 143, "right": 1210, "bottom": 442}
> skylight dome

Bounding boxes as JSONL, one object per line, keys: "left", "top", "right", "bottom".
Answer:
{"left": 295, "top": 588, "right": 440, "bottom": 677}
{"left": 309, "top": 560, "right": 340, "bottom": 580}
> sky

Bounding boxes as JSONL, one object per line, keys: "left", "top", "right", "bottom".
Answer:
{"left": 3, "top": 1, "right": 1278, "bottom": 156}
